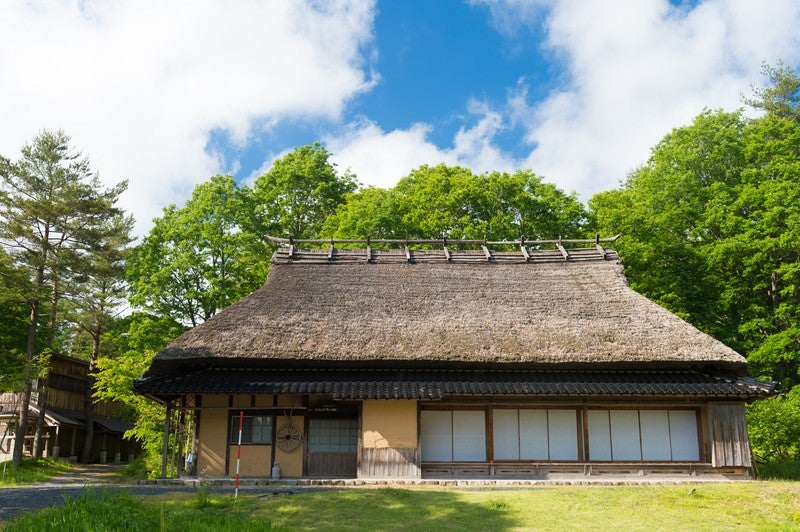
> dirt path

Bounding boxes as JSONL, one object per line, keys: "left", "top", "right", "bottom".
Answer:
{"left": 38, "top": 462, "right": 127, "bottom": 486}
{"left": 0, "top": 463, "right": 153, "bottom": 524}
{"left": 0, "top": 464, "right": 260, "bottom": 524}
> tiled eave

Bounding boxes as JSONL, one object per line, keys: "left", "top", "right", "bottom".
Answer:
{"left": 135, "top": 367, "right": 776, "bottom": 402}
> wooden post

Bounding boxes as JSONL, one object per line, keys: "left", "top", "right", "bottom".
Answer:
{"left": 235, "top": 411, "right": 243, "bottom": 499}
{"left": 161, "top": 401, "right": 172, "bottom": 478}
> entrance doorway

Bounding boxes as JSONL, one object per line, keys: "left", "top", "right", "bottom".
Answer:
{"left": 305, "top": 418, "right": 358, "bottom": 477}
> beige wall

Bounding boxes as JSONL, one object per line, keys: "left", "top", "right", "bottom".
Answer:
{"left": 197, "top": 394, "right": 301, "bottom": 477}
{"left": 229, "top": 445, "right": 272, "bottom": 476}
{"left": 198, "top": 406, "right": 228, "bottom": 476}
{"left": 274, "top": 414, "right": 304, "bottom": 477}
{"left": 362, "top": 400, "right": 418, "bottom": 449}
{"left": 274, "top": 396, "right": 304, "bottom": 477}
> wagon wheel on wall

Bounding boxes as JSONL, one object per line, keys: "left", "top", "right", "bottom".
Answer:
{"left": 276, "top": 423, "right": 302, "bottom": 452}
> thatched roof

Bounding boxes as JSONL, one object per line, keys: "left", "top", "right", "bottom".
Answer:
{"left": 144, "top": 238, "right": 747, "bottom": 376}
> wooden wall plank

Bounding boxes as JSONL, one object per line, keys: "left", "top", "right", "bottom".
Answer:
{"left": 709, "top": 403, "right": 751, "bottom": 467}
{"left": 358, "top": 447, "right": 421, "bottom": 478}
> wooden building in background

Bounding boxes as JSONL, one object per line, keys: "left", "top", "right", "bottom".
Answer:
{"left": 0, "top": 354, "right": 139, "bottom": 463}
{"left": 135, "top": 237, "right": 775, "bottom": 480}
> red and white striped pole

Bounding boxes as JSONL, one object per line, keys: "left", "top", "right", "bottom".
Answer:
{"left": 235, "top": 411, "right": 243, "bottom": 499}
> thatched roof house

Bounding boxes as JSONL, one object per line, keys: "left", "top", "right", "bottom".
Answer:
{"left": 136, "top": 237, "right": 774, "bottom": 480}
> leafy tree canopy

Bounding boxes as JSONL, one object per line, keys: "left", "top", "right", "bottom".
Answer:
{"left": 128, "top": 175, "right": 267, "bottom": 326}
{"left": 253, "top": 143, "right": 357, "bottom": 239}
{"left": 743, "top": 61, "right": 800, "bottom": 123}
{"left": 324, "top": 164, "right": 588, "bottom": 241}
{"left": 0, "top": 129, "right": 129, "bottom": 465}
{"left": 590, "top": 70, "right": 800, "bottom": 390}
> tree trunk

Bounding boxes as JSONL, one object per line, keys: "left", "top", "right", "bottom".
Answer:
{"left": 12, "top": 264, "right": 44, "bottom": 467}
{"left": 80, "top": 332, "right": 100, "bottom": 463}
{"left": 33, "top": 275, "right": 59, "bottom": 458}
{"left": 12, "top": 381, "right": 33, "bottom": 467}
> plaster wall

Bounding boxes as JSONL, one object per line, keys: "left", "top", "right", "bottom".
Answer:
{"left": 362, "top": 400, "right": 417, "bottom": 449}
{"left": 228, "top": 444, "right": 272, "bottom": 476}
{"left": 198, "top": 408, "right": 227, "bottom": 476}
{"left": 274, "top": 414, "right": 304, "bottom": 477}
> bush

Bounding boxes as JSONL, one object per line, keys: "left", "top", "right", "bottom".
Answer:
{"left": 755, "top": 460, "right": 800, "bottom": 480}
{"left": 747, "top": 386, "right": 800, "bottom": 463}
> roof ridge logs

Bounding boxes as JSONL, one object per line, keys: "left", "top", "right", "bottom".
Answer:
{"left": 267, "top": 234, "right": 621, "bottom": 265}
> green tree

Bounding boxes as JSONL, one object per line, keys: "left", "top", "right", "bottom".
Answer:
{"left": 253, "top": 143, "right": 357, "bottom": 239}
{"left": 724, "top": 113, "right": 800, "bottom": 388}
{"left": 322, "top": 186, "right": 402, "bottom": 240}
{"left": 591, "top": 108, "right": 800, "bottom": 387}
{"left": 747, "top": 386, "right": 800, "bottom": 462}
{"left": 0, "top": 248, "right": 30, "bottom": 392}
{"left": 589, "top": 109, "right": 747, "bottom": 334}
{"left": 93, "top": 312, "right": 187, "bottom": 476}
{"left": 106, "top": 312, "right": 187, "bottom": 357}
{"left": 128, "top": 175, "right": 266, "bottom": 326}
{"left": 743, "top": 61, "right": 800, "bottom": 123}
{"left": 93, "top": 349, "right": 164, "bottom": 465}
{"left": 65, "top": 212, "right": 134, "bottom": 462}
{"left": 0, "top": 130, "right": 127, "bottom": 467}
{"left": 324, "top": 164, "right": 587, "bottom": 241}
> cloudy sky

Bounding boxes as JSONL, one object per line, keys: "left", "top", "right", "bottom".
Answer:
{"left": 2, "top": 0, "right": 799, "bottom": 236}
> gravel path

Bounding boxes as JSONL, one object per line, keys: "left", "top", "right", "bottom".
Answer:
{"left": 0, "top": 464, "right": 240, "bottom": 523}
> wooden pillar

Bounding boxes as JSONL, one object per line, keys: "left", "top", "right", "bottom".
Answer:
{"left": 70, "top": 426, "right": 77, "bottom": 458}
{"left": 161, "top": 401, "right": 172, "bottom": 478}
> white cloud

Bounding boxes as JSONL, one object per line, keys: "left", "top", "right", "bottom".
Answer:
{"left": 326, "top": 104, "right": 517, "bottom": 189}
{"left": 451, "top": 100, "right": 516, "bottom": 174}
{"left": 0, "top": 0, "right": 376, "bottom": 235}
{"left": 326, "top": 119, "right": 450, "bottom": 188}
{"left": 5, "top": 0, "right": 798, "bottom": 235}
{"left": 475, "top": 0, "right": 800, "bottom": 198}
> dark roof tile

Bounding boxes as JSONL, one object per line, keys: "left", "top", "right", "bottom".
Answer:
{"left": 135, "top": 367, "right": 775, "bottom": 400}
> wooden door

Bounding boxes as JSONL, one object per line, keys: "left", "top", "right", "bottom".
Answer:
{"left": 306, "top": 418, "right": 358, "bottom": 477}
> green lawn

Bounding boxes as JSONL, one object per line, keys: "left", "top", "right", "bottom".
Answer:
{"left": 5, "top": 482, "right": 800, "bottom": 531}
{"left": 0, "top": 458, "right": 71, "bottom": 486}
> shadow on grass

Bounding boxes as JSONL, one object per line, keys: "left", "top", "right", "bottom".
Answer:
{"left": 5, "top": 487, "right": 519, "bottom": 532}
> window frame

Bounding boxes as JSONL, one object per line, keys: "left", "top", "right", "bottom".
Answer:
{"left": 585, "top": 407, "right": 701, "bottom": 462}
{"left": 228, "top": 412, "right": 274, "bottom": 446}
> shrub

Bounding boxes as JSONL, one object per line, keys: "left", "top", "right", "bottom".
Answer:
{"left": 748, "top": 386, "right": 800, "bottom": 463}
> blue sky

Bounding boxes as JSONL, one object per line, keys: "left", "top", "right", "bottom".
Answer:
{"left": 1, "top": 0, "right": 799, "bottom": 236}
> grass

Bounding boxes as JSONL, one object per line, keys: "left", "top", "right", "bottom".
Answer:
{"left": 0, "top": 458, "right": 72, "bottom": 486}
{"left": 4, "top": 482, "right": 800, "bottom": 531}
{"left": 4, "top": 488, "right": 284, "bottom": 532}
